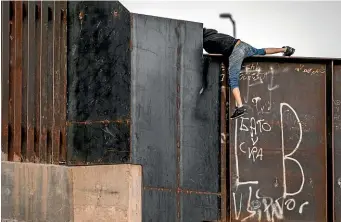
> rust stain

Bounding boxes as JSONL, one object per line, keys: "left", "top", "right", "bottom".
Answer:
{"left": 66, "top": 119, "right": 131, "bottom": 126}
{"left": 143, "top": 186, "right": 173, "bottom": 192}
{"left": 143, "top": 186, "right": 222, "bottom": 196}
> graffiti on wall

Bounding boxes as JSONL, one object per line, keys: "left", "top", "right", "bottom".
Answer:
{"left": 230, "top": 62, "right": 326, "bottom": 221}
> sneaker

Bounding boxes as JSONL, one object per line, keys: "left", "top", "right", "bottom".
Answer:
{"left": 282, "top": 46, "right": 295, "bottom": 56}
{"left": 230, "top": 106, "right": 247, "bottom": 119}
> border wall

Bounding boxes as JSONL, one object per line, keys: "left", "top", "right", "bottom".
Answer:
{"left": 1, "top": 1, "right": 341, "bottom": 221}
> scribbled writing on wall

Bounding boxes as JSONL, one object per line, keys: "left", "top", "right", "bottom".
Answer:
{"left": 231, "top": 62, "right": 318, "bottom": 221}
{"left": 334, "top": 99, "right": 341, "bottom": 131}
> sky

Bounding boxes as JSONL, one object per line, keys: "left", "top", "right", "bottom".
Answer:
{"left": 121, "top": 1, "right": 341, "bottom": 58}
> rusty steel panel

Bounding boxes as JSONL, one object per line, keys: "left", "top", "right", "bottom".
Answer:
{"left": 334, "top": 63, "right": 341, "bottom": 222}
{"left": 2, "top": 1, "right": 68, "bottom": 164}
{"left": 59, "top": 1, "right": 67, "bottom": 163}
{"left": 1, "top": 1, "right": 10, "bottom": 160}
{"left": 22, "top": 1, "right": 28, "bottom": 161}
{"left": 229, "top": 61, "right": 327, "bottom": 221}
{"left": 26, "top": 1, "right": 37, "bottom": 162}
{"left": 34, "top": 1, "right": 42, "bottom": 161}
{"left": 39, "top": 1, "right": 49, "bottom": 163}
{"left": 52, "top": 1, "right": 61, "bottom": 164}
{"left": 8, "top": 1, "right": 15, "bottom": 162}
{"left": 46, "top": 1, "right": 54, "bottom": 163}
{"left": 11, "top": 1, "right": 24, "bottom": 162}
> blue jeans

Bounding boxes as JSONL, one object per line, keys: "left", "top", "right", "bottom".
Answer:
{"left": 228, "top": 41, "right": 266, "bottom": 89}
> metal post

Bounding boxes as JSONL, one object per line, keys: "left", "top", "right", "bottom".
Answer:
{"left": 219, "top": 13, "right": 236, "bottom": 38}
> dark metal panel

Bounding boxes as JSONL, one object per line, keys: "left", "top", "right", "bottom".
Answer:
{"left": 180, "top": 55, "right": 220, "bottom": 193}
{"left": 66, "top": 1, "right": 131, "bottom": 122}
{"left": 12, "top": 1, "right": 24, "bottom": 162}
{"left": 1, "top": 1, "right": 10, "bottom": 160}
{"left": 130, "top": 13, "right": 177, "bottom": 188}
{"left": 66, "top": 122, "right": 130, "bottom": 164}
{"left": 26, "top": 1, "right": 37, "bottom": 162}
{"left": 229, "top": 61, "right": 327, "bottom": 221}
{"left": 333, "top": 63, "right": 341, "bottom": 222}
{"left": 59, "top": 1, "right": 67, "bottom": 163}
{"left": 52, "top": 1, "right": 61, "bottom": 164}
{"left": 142, "top": 189, "right": 177, "bottom": 222}
{"left": 34, "top": 1, "right": 42, "bottom": 162}
{"left": 179, "top": 23, "right": 221, "bottom": 194}
{"left": 22, "top": 1, "right": 28, "bottom": 161}
{"left": 180, "top": 193, "right": 221, "bottom": 222}
{"left": 66, "top": 1, "right": 130, "bottom": 165}
{"left": 39, "top": 1, "right": 49, "bottom": 163}
{"left": 220, "top": 61, "right": 228, "bottom": 222}
{"left": 8, "top": 1, "right": 15, "bottom": 162}
{"left": 46, "top": 2, "right": 54, "bottom": 163}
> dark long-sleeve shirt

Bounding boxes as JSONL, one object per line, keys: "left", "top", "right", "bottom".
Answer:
{"left": 203, "top": 28, "right": 239, "bottom": 56}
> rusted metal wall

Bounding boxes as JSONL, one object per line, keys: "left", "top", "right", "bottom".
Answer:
{"left": 228, "top": 58, "right": 331, "bottom": 221}
{"left": 2, "top": 2, "right": 341, "bottom": 221}
{"left": 334, "top": 62, "right": 341, "bottom": 222}
{"left": 1, "top": 1, "right": 67, "bottom": 164}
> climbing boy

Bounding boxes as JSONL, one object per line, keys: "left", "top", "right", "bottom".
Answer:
{"left": 203, "top": 28, "right": 295, "bottom": 119}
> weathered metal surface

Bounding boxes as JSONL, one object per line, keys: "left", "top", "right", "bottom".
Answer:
{"left": 2, "top": 1, "right": 67, "bottom": 164}
{"left": 1, "top": 1, "right": 10, "bottom": 160}
{"left": 142, "top": 189, "right": 177, "bottom": 221}
{"left": 66, "top": 1, "right": 131, "bottom": 122}
{"left": 35, "top": 1, "right": 42, "bottom": 162}
{"left": 60, "top": 1, "right": 67, "bottom": 163}
{"left": 52, "top": 1, "right": 61, "bottom": 164}
{"left": 334, "top": 63, "right": 341, "bottom": 222}
{"left": 180, "top": 30, "right": 220, "bottom": 193}
{"left": 12, "top": 1, "right": 23, "bottom": 162}
{"left": 46, "top": 1, "right": 54, "bottom": 163}
{"left": 66, "top": 1, "right": 131, "bottom": 164}
{"left": 130, "top": 13, "right": 178, "bottom": 188}
{"left": 221, "top": 61, "right": 228, "bottom": 222}
{"left": 180, "top": 193, "right": 221, "bottom": 222}
{"left": 9, "top": 1, "right": 15, "bottom": 162}
{"left": 67, "top": 122, "right": 130, "bottom": 164}
{"left": 229, "top": 60, "right": 327, "bottom": 221}
{"left": 26, "top": 1, "right": 37, "bottom": 162}
{"left": 131, "top": 14, "right": 222, "bottom": 221}
{"left": 39, "top": 1, "right": 49, "bottom": 163}
{"left": 22, "top": 1, "right": 28, "bottom": 161}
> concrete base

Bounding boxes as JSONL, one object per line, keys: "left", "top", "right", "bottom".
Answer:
{"left": 1, "top": 161, "right": 142, "bottom": 222}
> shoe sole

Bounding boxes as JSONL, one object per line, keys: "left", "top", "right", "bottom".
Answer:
{"left": 230, "top": 112, "right": 247, "bottom": 120}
